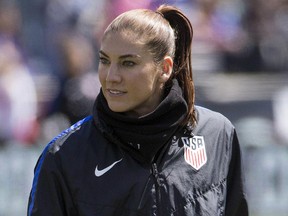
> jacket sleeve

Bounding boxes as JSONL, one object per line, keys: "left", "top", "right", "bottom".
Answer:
{"left": 225, "top": 130, "right": 249, "bottom": 216}
{"left": 27, "top": 148, "right": 78, "bottom": 216}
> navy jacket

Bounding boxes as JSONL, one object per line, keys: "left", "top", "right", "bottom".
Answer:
{"left": 28, "top": 106, "right": 248, "bottom": 215}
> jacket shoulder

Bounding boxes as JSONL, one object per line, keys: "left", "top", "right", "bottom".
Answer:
{"left": 195, "top": 105, "right": 234, "bottom": 131}
{"left": 47, "top": 116, "right": 93, "bottom": 154}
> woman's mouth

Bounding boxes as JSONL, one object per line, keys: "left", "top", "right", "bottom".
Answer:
{"left": 107, "top": 89, "right": 126, "bottom": 96}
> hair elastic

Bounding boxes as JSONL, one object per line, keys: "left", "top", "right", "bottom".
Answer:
{"left": 155, "top": 11, "right": 164, "bottom": 18}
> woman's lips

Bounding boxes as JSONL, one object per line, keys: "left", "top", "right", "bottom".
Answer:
{"left": 107, "top": 89, "right": 126, "bottom": 96}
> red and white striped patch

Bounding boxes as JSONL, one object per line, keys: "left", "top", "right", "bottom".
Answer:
{"left": 183, "top": 136, "right": 207, "bottom": 170}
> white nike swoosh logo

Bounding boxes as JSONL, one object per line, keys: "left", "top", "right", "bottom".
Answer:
{"left": 95, "top": 158, "right": 123, "bottom": 177}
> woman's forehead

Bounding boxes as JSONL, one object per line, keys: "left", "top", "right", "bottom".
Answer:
{"left": 103, "top": 29, "right": 143, "bottom": 43}
{"left": 100, "top": 31, "right": 146, "bottom": 54}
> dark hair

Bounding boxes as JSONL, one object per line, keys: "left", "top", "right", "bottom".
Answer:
{"left": 157, "top": 5, "right": 195, "bottom": 125}
{"left": 103, "top": 5, "right": 196, "bottom": 125}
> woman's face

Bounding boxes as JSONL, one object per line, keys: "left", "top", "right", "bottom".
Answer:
{"left": 98, "top": 31, "right": 167, "bottom": 117}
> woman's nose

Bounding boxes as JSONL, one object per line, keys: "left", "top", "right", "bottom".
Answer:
{"left": 106, "top": 64, "right": 121, "bottom": 82}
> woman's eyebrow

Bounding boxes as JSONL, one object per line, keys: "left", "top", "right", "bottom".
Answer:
{"left": 99, "top": 50, "right": 108, "bottom": 57}
{"left": 119, "top": 54, "right": 141, "bottom": 59}
{"left": 99, "top": 50, "right": 141, "bottom": 59}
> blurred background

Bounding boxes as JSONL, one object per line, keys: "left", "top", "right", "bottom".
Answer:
{"left": 0, "top": 0, "right": 287, "bottom": 215}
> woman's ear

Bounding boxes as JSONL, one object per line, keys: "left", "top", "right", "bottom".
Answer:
{"left": 159, "top": 56, "right": 173, "bottom": 82}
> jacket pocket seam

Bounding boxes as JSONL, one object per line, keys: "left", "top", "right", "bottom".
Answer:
{"left": 185, "top": 178, "right": 226, "bottom": 203}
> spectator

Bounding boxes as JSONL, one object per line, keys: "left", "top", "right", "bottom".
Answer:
{"left": 0, "top": 39, "right": 38, "bottom": 144}
{"left": 54, "top": 34, "right": 100, "bottom": 124}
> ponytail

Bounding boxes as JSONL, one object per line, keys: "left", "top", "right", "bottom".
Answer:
{"left": 157, "top": 5, "right": 196, "bottom": 125}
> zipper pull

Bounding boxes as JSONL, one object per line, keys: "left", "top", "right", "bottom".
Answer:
{"left": 152, "top": 163, "right": 161, "bottom": 186}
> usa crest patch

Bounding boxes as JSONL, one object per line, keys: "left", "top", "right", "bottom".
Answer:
{"left": 182, "top": 136, "right": 207, "bottom": 170}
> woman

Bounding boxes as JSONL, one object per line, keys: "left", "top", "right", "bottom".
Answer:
{"left": 28, "top": 5, "right": 248, "bottom": 216}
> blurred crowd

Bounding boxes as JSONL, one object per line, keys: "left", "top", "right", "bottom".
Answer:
{"left": 0, "top": 0, "right": 288, "bottom": 146}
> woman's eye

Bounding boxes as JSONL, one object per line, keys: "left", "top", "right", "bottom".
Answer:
{"left": 99, "top": 57, "right": 110, "bottom": 65}
{"left": 122, "top": 61, "right": 136, "bottom": 67}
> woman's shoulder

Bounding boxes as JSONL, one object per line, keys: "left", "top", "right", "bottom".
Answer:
{"left": 32, "top": 116, "right": 95, "bottom": 177}
{"left": 46, "top": 116, "right": 94, "bottom": 155}
{"left": 194, "top": 105, "right": 234, "bottom": 131}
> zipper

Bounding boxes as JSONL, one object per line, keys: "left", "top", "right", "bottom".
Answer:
{"left": 152, "top": 163, "right": 162, "bottom": 215}
{"left": 152, "top": 163, "right": 161, "bottom": 186}
{"left": 137, "top": 163, "right": 162, "bottom": 213}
